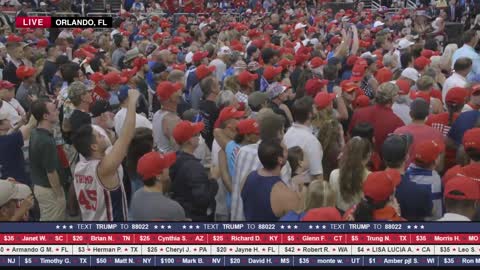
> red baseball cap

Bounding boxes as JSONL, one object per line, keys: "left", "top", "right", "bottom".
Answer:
{"left": 445, "top": 176, "right": 480, "bottom": 200}
{"left": 173, "top": 121, "right": 205, "bottom": 144}
{"left": 463, "top": 128, "right": 480, "bottom": 151}
{"left": 171, "top": 63, "right": 187, "bottom": 71}
{"left": 395, "top": 79, "right": 411, "bottom": 95}
{"left": 0, "top": 80, "right": 15, "bottom": 89}
{"left": 305, "top": 78, "right": 328, "bottom": 97}
{"left": 104, "top": 72, "right": 128, "bottom": 86}
{"left": 15, "top": 66, "right": 36, "bottom": 80}
{"left": 236, "top": 119, "right": 259, "bottom": 135}
{"left": 277, "top": 58, "right": 295, "bottom": 70}
{"left": 156, "top": 81, "right": 182, "bottom": 101}
{"left": 446, "top": 87, "right": 468, "bottom": 105}
{"left": 263, "top": 66, "right": 283, "bottom": 81}
{"left": 192, "top": 51, "right": 209, "bottom": 63}
{"left": 353, "top": 94, "right": 370, "bottom": 108}
{"left": 36, "top": 39, "right": 49, "bottom": 48}
{"left": 329, "top": 35, "right": 342, "bottom": 46}
{"left": 89, "top": 72, "right": 104, "bottom": 83}
{"left": 340, "top": 80, "right": 359, "bottom": 93}
{"left": 177, "top": 27, "right": 188, "bottom": 33}
{"left": 301, "top": 207, "right": 343, "bottom": 221}
{"left": 411, "top": 91, "right": 431, "bottom": 103}
{"left": 137, "top": 151, "right": 176, "bottom": 179}
{"left": 83, "top": 45, "right": 98, "bottom": 54}
{"left": 346, "top": 55, "right": 358, "bottom": 67}
{"left": 295, "top": 53, "right": 310, "bottom": 65}
{"left": 350, "top": 64, "right": 366, "bottom": 82}
{"left": 216, "top": 106, "right": 245, "bottom": 128}
{"left": 375, "top": 68, "right": 393, "bottom": 84}
{"left": 309, "top": 57, "right": 327, "bottom": 69}
{"left": 314, "top": 92, "right": 336, "bottom": 109}
{"left": 471, "top": 84, "right": 480, "bottom": 96}
{"left": 237, "top": 70, "right": 258, "bottom": 86}
{"left": 178, "top": 15, "right": 188, "bottom": 24}
{"left": 168, "top": 45, "right": 180, "bottom": 54}
{"left": 421, "top": 49, "right": 440, "bottom": 59}
{"left": 6, "top": 35, "right": 22, "bottom": 43}
{"left": 195, "top": 65, "right": 216, "bottom": 80}
{"left": 72, "top": 28, "right": 83, "bottom": 35}
{"left": 414, "top": 139, "right": 445, "bottom": 165}
{"left": 413, "top": 56, "right": 431, "bottom": 70}
{"left": 363, "top": 169, "right": 401, "bottom": 203}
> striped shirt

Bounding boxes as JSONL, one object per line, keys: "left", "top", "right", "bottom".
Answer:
{"left": 230, "top": 142, "right": 292, "bottom": 221}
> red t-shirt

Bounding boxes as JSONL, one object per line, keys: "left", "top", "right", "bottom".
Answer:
{"left": 183, "top": 0, "right": 194, "bottom": 13}
{"left": 394, "top": 123, "right": 444, "bottom": 166}
{"left": 343, "top": 205, "right": 405, "bottom": 221}
{"left": 91, "top": 86, "right": 110, "bottom": 102}
{"left": 349, "top": 105, "right": 405, "bottom": 154}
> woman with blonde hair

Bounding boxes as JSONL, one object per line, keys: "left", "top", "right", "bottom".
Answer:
{"left": 280, "top": 179, "right": 336, "bottom": 221}
{"left": 329, "top": 137, "right": 372, "bottom": 213}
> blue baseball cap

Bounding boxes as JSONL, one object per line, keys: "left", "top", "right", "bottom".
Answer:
{"left": 118, "top": 85, "right": 130, "bottom": 103}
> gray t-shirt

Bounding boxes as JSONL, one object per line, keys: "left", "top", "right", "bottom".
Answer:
{"left": 129, "top": 188, "right": 186, "bottom": 221}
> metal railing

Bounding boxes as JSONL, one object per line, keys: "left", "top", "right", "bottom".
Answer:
{"left": 27, "top": 11, "right": 82, "bottom": 17}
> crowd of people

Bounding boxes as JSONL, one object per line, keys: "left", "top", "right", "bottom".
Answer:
{"left": 0, "top": 0, "right": 479, "bottom": 223}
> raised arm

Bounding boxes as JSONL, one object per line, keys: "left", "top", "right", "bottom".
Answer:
{"left": 98, "top": 89, "right": 139, "bottom": 188}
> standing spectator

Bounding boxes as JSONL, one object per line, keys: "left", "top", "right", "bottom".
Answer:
{"left": 451, "top": 30, "right": 480, "bottom": 83}
{"left": 113, "top": 86, "right": 152, "bottom": 135}
{"left": 406, "top": 139, "right": 445, "bottom": 220}
{"left": 230, "top": 111, "right": 291, "bottom": 221}
{"left": 190, "top": 65, "right": 216, "bottom": 110}
{"left": 442, "top": 58, "right": 472, "bottom": 103}
{"left": 131, "top": 151, "right": 186, "bottom": 221}
{"left": 66, "top": 82, "right": 93, "bottom": 134}
{"left": 199, "top": 76, "right": 221, "bottom": 149}
{"left": 3, "top": 36, "right": 24, "bottom": 87}
{"left": 394, "top": 98, "right": 444, "bottom": 167}
{"left": 235, "top": 70, "right": 258, "bottom": 106}
{"left": 329, "top": 137, "right": 372, "bottom": 213}
{"left": 284, "top": 96, "right": 323, "bottom": 182}
{"left": 71, "top": 89, "right": 140, "bottom": 221}
{"left": 392, "top": 79, "right": 413, "bottom": 125}
{"left": 210, "top": 46, "right": 232, "bottom": 83}
{"left": 0, "top": 80, "right": 25, "bottom": 128}
{"left": 345, "top": 169, "right": 405, "bottom": 221}
{"left": 242, "top": 138, "right": 303, "bottom": 221}
{"left": 383, "top": 134, "right": 434, "bottom": 221}
{"left": 0, "top": 111, "right": 36, "bottom": 185}
{"left": 126, "top": 128, "right": 153, "bottom": 193}
{"left": 170, "top": 120, "right": 218, "bottom": 221}
{"left": 29, "top": 99, "right": 66, "bottom": 221}
{"left": 15, "top": 65, "right": 41, "bottom": 112}
{"left": 462, "top": 85, "right": 480, "bottom": 112}
{"left": 437, "top": 176, "right": 479, "bottom": 221}
{"left": 267, "top": 82, "right": 292, "bottom": 129}
{"left": 111, "top": 34, "right": 129, "bottom": 70}
{"left": 42, "top": 46, "right": 61, "bottom": 94}
{"left": 349, "top": 82, "right": 405, "bottom": 156}
{"left": 153, "top": 82, "right": 182, "bottom": 152}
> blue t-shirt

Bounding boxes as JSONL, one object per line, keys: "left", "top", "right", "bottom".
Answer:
{"left": 0, "top": 131, "right": 29, "bottom": 185}
{"left": 448, "top": 110, "right": 480, "bottom": 146}
{"left": 279, "top": 211, "right": 306, "bottom": 221}
{"left": 225, "top": 141, "right": 240, "bottom": 179}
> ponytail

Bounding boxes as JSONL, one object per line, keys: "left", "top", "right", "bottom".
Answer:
{"left": 446, "top": 103, "right": 462, "bottom": 126}
{"left": 353, "top": 197, "right": 388, "bottom": 221}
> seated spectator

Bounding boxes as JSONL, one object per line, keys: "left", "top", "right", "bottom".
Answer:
{"left": 130, "top": 151, "right": 186, "bottom": 221}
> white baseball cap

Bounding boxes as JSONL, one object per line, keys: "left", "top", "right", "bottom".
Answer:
{"left": 0, "top": 180, "right": 31, "bottom": 207}
{"left": 184, "top": 51, "right": 193, "bottom": 64}
{"left": 199, "top": 22, "right": 208, "bottom": 30}
{"left": 401, "top": 67, "right": 420, "bottom": 82}
{"left": 397, "top": 38, "right": 415, "bottom": 50}
{"left": 373, "top": 21, "right": 385, "bottom": 28}
{"left": 218, "top": 46, "right": 232, "bottom": 56}
{"left": 294, "top": 23, "right": 307, "bottom": 30}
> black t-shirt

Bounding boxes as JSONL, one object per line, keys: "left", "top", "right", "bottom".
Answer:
{"left": 42, "top": 60, "right": 58, "bottom": 94}
{"left": 199, "top": 100, "right": 219, "bottom": 150}
{"left": 270, "top": 101, "right": 291, "bottom": 130}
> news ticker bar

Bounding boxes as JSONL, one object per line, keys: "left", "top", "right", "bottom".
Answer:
{"left": 0, "top": 256, "right": 480, "bottom": 267}
{"left": 0, "top": 222, "right": 478, "bottom": 233}
{"left": 0, "top": 233, "right": 478, "bottom": 244}
{"left": 0, "top": 244, "right": 479, "bottom": 256}
{"left": 15, "top": 16, "right": 113, "bottom": 28}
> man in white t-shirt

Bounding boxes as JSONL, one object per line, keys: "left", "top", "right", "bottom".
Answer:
{"left": 113, "top": 85, "right": 152, "bottom": 135}
{"left": 0, "top": 80, "right": 24, "bottom": 127}
{"left": 209, "top": 46, "right": 231, "bottom": 82}
{"left": 443, "top": 57, "right": 471, "bottom": 104}
{"left": 284, "top": 96, "right": 323, "bottom": 182}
